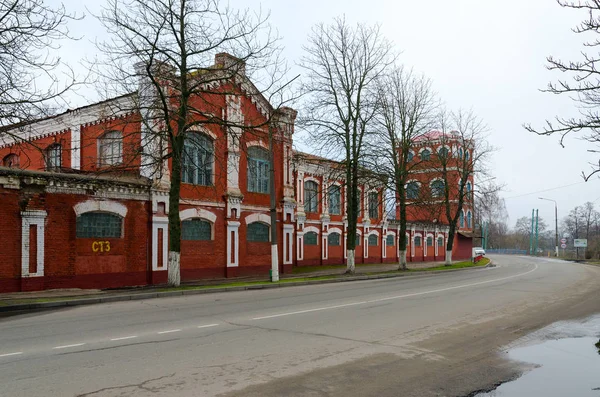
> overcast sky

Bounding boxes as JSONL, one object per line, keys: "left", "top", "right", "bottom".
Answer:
{"left": 53, "top": 0, "right": 600, "bottom": 227}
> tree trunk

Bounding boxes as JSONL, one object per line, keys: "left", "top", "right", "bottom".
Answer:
{"left": 445, "top": 250, "right": 452, "bottom": 265}
{"left": 347, "top": 249, "right": 356, "bottom": 273}
{"left": 398, "top": 249, "right": 407, "bottom": 270}
{"left": 167, "top": 137, "right": 183, "bottom": 286}
{"left": 445, "top": 227, "right": 455, "bottom": 266}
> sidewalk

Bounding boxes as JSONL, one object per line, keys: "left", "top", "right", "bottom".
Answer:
{"left": 0, "top": 259, "right": 490, "bottom": 312}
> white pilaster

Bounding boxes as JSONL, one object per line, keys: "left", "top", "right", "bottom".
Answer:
{"left": 152, "top": 216, "right": 168, "bottom": 271}
{"left": 71, "top": 126, "right": 81, "bottom": 170}
{"left": 21, "top": 210, "right": 47, "bottom": 278}
{"left": 227, "top": 221, "right": 240, "bottom": 267}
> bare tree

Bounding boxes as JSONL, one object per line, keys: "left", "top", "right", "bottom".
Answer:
{"left": 428, "top": 109, "right": 492, "bottom": 265}
{"left": 95, "top": 0, "right": 290, "bottom": 286}
{"left": 525, "top": 0, "right": 600, "bottom": 180}
{"left": 0, "top": 0, "right": 78, "bottom": 133}
{"left": 299, "top": 17, "right": 394, "bottom": 274}
{"left": 374, "top": 66, "right": 437, "bottom": 270}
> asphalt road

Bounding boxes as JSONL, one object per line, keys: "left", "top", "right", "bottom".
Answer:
{"left": 1, "top": 255, "right": 599, "bottom": 397}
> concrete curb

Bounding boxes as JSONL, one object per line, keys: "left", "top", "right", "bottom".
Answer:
{"left": 0, "top": 261, "right": 494, "bottom": 313}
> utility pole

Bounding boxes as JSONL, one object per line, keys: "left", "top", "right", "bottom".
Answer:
{"left": 268, "top": 123, "right": 279, "bottom": 282}
{"left": 539, "top": 197, "right": 559, "bottom": 257}
{"left": 534, "top": 209, "right": 539, "bottom": 256}
{"left": 530, "top": 209, "right": 535, "bottom": 255}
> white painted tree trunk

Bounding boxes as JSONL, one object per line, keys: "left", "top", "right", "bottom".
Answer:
{"left": 346, "top": 249, "right": 355, "bottom": 274}
{"left": 445, "top": 250, "right": 452, "bottom": 266}
{"left": 271, "top": 244, "right": 279, "bottom": 282}
{"left": 168, "top": 251, "right": 181, "bottom": 286}
{"left": 398, "top": 249, "right": 407, "bottom": 270}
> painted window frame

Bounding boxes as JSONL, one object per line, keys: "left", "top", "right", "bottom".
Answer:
{"left": 247, "top": 222, "right": 270, "bottom": 242}
{"left": 368, "top": 191, "right": 379, "bottom": 219}
{"left": 328, "top": 232, "right": 341, "bottom": 246}
{"left": 182, "top": 132, "right": 214, "bottom": 186}
{"left": 76, "top": 211, "right": 123, "bottom": 239}
{"left": 304, "top": 231, "right": 318, "bottom": 245}
{"left": 247, "top": 146, "right": 270, "bottom": 194}
{"left": 98, "top": 130, "right": 123, "bottom": 167}
{"left": 304, "top": 180, "right": 319, "bottom": 213}
{"left": 328, "top": 184, "right": 341, "bottom": 215}
{"left": 181, "top": 218, "right": 212, "bottom": 241}
{"left": 45, "top": 143, "right": 62, "bottom": 171}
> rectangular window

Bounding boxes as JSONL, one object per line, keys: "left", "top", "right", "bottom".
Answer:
{"left": 427, "top": 236, "right": 433, "bottom": 247}
{"left": 414, "top": 236, "right": 422, "bottom": 247}
{"left": 368, "top": 234, "right": 378, "bottom": 246}
{"left": 328, "top": 233, "right": 340, "bottom": 246}
{"left": 46, "top": 144, "right": 61, "bottom": 170}
{"left": 368, "top": 192, "right": 379, "bottom": 219}
{"left": 355, "top": 234, "right": 361, "bottom": 246}
{"left": 76, "top": 212, "right": 122, "bottom": 238}
{"left": 386, "top": 235, "right": 395, "bottom": 246}
{"left": 328, "top": 185, "right": 341, "bottom": 215}
{"left": 99, "top": 131, "right": 123, "bottom": 167}
{"left": 304, "top": 232, "right": 318, "bottom": 245}
{"left": 181, "top": 219, "right": 211, "bottom": 241}
{"left": 438, "top": 237, "right": 444, "bottom": 247}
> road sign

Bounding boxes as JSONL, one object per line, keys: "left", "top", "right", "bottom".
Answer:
{"left": 561, "top": 243, "right": 567, "bottom": 249}
{"left": 574, "top": 239, "right": 588, "bottom": 248}
{"left": 560, "top": 238, "right": 567, "bottom": 244}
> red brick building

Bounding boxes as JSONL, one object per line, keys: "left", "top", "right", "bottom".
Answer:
{"left": 0, "top": 53, "right": 394, "bottom": 293}
{"left": 394, "top": 130, "right": 475, "bottom": 262}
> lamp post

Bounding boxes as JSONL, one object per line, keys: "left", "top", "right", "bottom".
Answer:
{"left": 539, "top": 197, "right": 558, "bottom": 257}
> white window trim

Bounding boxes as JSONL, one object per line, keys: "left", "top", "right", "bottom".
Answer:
{"left": 245, "top": 213, "right": 271, "bottom": 226}
{"left": 180, "top": 208, "right": 217, "bottom": 223}
{"left": 74, "top": 200, "right": 128, "bottom": 218}
{"left": 246, "top": 140, "right": 268, "bottom": 150}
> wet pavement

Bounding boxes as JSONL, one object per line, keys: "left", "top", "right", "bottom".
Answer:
{"left": 476, "top": 315, "right": 600, "bottom": 397}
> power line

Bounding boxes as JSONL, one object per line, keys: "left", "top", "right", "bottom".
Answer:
{"left": 504, "top": 178, "right": 600, "bottom": 200}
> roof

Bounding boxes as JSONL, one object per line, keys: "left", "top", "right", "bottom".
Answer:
{"left": 413, "top": 130, "right": 460, "bottom": 142}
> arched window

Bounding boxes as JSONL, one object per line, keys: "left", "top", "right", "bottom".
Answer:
{"left": 247, "top": 146, "right": 270, "bottom": 193}
{"left": 247, "top": 222, "right": 269, "bottom": 242}
{"left": 414, "top": 236, "right": 422, "bottom": 247}
{"left": 304, "top": 231, "right": 318, "bottom": 245}
{"left": 355, "top": 234, "right": 361, "bottom": 246}
{"left": 437, "top": 236, "right": 444, "bottom": 248}
{"left": 368, "top": 234, "right": 378, "bottom": 246}
{"left": 467, "top": 211, "right": 472, "bottom": 228}
{"left": 406, "top": 152, "right": 414, "bottom": 162}
{"left": 466, "top": 181, "right": 472, "bottom": 193}
{"left": 328, "top": 185, "right": 341, "bottom": 215}
{"left": 465, "top": 150, "right": 470, "bottom": 161}
{"left": 420, "top": 149, "right": 431, "bottom": 161}
{"left": 431, "top": 180, "right": 445, "bottom": 198}
{"left": 457, "top": 147, "right": 464, "bottom": 160}
{"left": 406, "top": 182, "right": 419, "bottom": 199}
{"left": 2, "top": 153, "right": 19, "bottom": 168}
{"left": 181, "top": 218, "right": 212, "bottom": 240}
{"left": 45, "top": 143, "right": 61, "bottom": 171}
{"left": 437, "top": 147, "right": 449, "bottom": 159}
{"left": 386, "top": 235, "right": 395, "bottom": 246}
{"left": 182, "top": 133, "right": 213, "bottom": 186}
{"left": 76, "top": 212, "right": 123, "bottom": 238}
{"left": 368, "top": 192, "right": 379, "bottom": 219}
{"left": 304, "top": 180, "right": 318, "bottom": 213}
{"left": 427, "top": 236, "right": 433, "bottom": 247}
{"left": 328, "top": 232, "right": 340, "bottom": 246}
{"left": 459, "top": 210, "right": 465, "bottom": 228}
{"left": 98, "top": 131, "right": 123, "bottom": 166}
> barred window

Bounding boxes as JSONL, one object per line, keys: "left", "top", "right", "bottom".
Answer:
{"left": 304, "top": 181, "right": 318, "bottom": 213}
{"left": 368, "top": 234, "right": 378, "bottom": 246}
{"left": 182, "top": 133, "right": 213, "bottom": 186}
{"left": 76, "top": 212, "right": 122, "bottom": 238}
{"left": 247, "top": 222, "right": 269, "bottom": 242}
{"left": 406, "top": 182, "right": 419, "bottom": 200}
{"left": 305, "top": 231, "right": 318, "bottom": 245}
{"left": 98, "top": 131, "right": 123, "bottom": 167}
{"left": 328, "top": 232, "right": 340, "bottom": 246}
{"left": 181, "top": 219, "right": 211, "bottom": 240}
{"left": 45, "top": 144, "right": 61, "bottom": 171}
{"left": 431, "top": 180, "right": 445, "bottom": 198}
{"left": 420, "top": 149, "right": 431, "bottom": 161}
{"left": 427, "top": 236, "right": 433, "bottom": 247}
{"left": 415, "top": 236, "right": 422, "bottom": 247}
{"left": 328, "top": 185, "right": 341, "bottom": 215}
{"left": 386, "top": 235, "right": 395, "bottom": 246}
{"left": 247, "top": 147, "right": 270, "bottom": 193}
{"left": 368, "top": 192, "right": 379, "bottom": 219}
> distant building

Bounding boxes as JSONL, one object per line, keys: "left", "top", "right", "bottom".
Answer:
{"left": 394, "top": 130, "right": 475, "bottom": 261}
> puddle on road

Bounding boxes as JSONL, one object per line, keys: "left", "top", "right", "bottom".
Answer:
{"left": 476, "top": 315, "right": 600, "bottom": 397}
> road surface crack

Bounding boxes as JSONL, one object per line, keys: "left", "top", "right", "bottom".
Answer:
{"left": 75, "top": 373, "right": 177, "bottom": 396}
